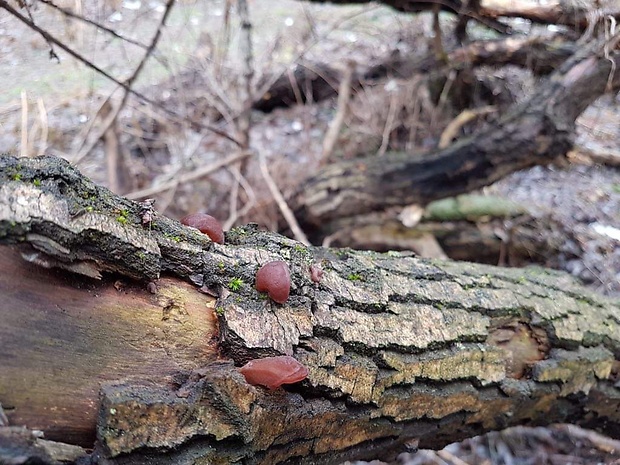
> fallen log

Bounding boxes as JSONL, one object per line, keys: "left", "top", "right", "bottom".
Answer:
{"left": 0, "top": 156, "right": 619, "bottom": 464}
{"left": 255, "top": 35, "right": 575, "bottom": 112}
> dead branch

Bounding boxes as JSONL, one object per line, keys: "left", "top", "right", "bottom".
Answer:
{"left": 226, "top": 0, "right": 255, "bottom": 229}
{"left": 126, "top": 151, "right": 252, "bottom": 200}
{"left": 293, "top": 39, "right": 620, "bottom": 236}
{"left": 36, "top": 0, "right": 153, "bottom": 51}
{"left": 258, "top": 149, "right": 310, "bottom": 244}
{"left": 321, "top": 61, "right": 353, "bottom": 161}
{"left": 74, "top": 0, "right": 174, "bottom": 166}
{"left": 438, "top": 105, "right": 496, "bottom": 148}
{"left": 257, "top": 34, "right": 576, "bottom": 112}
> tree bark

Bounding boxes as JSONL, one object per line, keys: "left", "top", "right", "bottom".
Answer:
{"left": 0, "top": 156, "right": 619, "bottom": 464}
{"left": 292, "top": 43, "right": 620, "bottom": 241}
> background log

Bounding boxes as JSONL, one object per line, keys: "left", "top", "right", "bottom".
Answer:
{"left": 255, "top": 35, "right": 575, "bottom": 113}
{"left": 292, "top": 44, "right": 620, "bottom": 241}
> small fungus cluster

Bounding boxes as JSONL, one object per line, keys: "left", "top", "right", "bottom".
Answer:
{"left": 255, "top": 260, "right": 290, "bottom": 304}
{"left": 310, "top": 264, "right": 323, "bottom": 283}
{"left": 175, "top": 227, "right": 313, "bottom": 389}
{"left": 181, "top": 213, "right": 224, "bottom": 244}
{"left": 239, "top": 355, "right": 308, "bottom": 389}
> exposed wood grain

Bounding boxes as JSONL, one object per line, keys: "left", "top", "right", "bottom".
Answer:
{"left": 0, "top": 248, "right": 217, "bottom": 445}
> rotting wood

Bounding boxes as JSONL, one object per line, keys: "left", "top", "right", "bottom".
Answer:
{"left": 0, "top": 156, "right": 619, "bottom": 464}
{"left": 0, "top": 426, "right": 87, "bottom": 465}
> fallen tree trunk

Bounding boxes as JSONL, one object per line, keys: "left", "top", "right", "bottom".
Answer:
{"left": 0, "top": 156, "right": 619, "bottom": 464}
{"left": 292, "top": 41, "right": 620, "bottom": 241}
{"left": 0, "top": 247, "right": 217, "bottom": 446}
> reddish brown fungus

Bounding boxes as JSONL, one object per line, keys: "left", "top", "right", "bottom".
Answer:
{"left": 256, "top": 260, "right": 290, "bottom": 303}
{"left": 239, "top": 355, "right": 308, "bottom": 390}
{"left": 310, "top": 264, "right": 323, "bottom": 283}
{"left": 181, "top": 213, "right": 224, "bottom": 244}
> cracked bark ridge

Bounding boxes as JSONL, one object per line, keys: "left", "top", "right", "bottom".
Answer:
{"left": 0, "top": 155, "right": 221, "bottom": 282}
{"left": 101, "top": 247, "right": 620, "bottom": 463}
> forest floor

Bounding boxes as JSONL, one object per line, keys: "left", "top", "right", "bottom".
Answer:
{"left": 1, "top": 1, "right": 620, "bottom": 463}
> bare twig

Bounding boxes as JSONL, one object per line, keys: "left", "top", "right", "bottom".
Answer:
{"left": 72, "top": 91, "right": 123, "bottom": 164}
{"left": 438, "top": 105, "right": 496, "bottom": 148}
{"left": 36, "top": 98, "right": 48, "bottom": 157}
{"left": 23, "top": 0, "right": 59, "bottom": 61}
{"left": 125, "top": 0, "right": 175, "bottom": 103}
{"left": 0, "top": 402, "right": 8, "bottom": 426}
{"left": 144, "top": 129, "right": 207, "bottom": 207}
{"left": 223, "top": 165, "right": 257, "bottom": 230}
{"left": 201, "top": 66, "right": 235, "bottom": 122}
{"left": 254, "top": 6, "right": 382, "bottom": 101}
{"left": 36, "top": 0, "right": 152, "bottom": 51}
{"left": 154, "top": 181, "right": 179, "bottom": 214}
{"left": 604, "top": 19, "right": 620, "bottom": 92}
{"left": 20, "top": 91, "right": 29, "bottom": 158}
{"left": 377, "top": 86, "right": 399, "bottom": 157}
{"left": 432, "top": 2, "right": 445, "bottom": 62}
{"left": 237, "top": 0, "right": 254, "bottom": 149}
{"left": 437, "top": 449, "right": 472, "bottom": 465}
{"left": 225, "top": 0, "right": 255, "bottom": 229}
{"left": 227, "top": 175, "right": 241, "bottom": 228}
{"left": 258, "top": 150, "right": 309, "bottom": 245}
{"left": 0, "top": 1, "right": 94, "bottom": 70}
{"left": 126, "top": 151, "right": 251, "bottom": 200}
{"left": 561, "top": 424, "right": 620, "bottom": 454}
{"left": 0, "top": 0, "right": 240, "bottom": 146}
{"left": 430, "top": 68, "right": 457, "bottom": 131}
{"left": 321, "top": 227, "right": 351, "bottom": 248}
{"left": 75, "top": 0, "right": 174, "bottom": 163}
{"left": 321, "top": 62, "right": 353, "bottom": 161}
{"left": 216, "top": 0, "right": 233, "bottom": 72}
{"left": 287, "top": 67, "right": 305, "bottom": 106}
{"left": 100, "top": 99, "right": 124, "bottom": 193}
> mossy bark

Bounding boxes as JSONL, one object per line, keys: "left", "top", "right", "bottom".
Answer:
{"left": 0, "top": 156, "right": 619, "bottom": 464}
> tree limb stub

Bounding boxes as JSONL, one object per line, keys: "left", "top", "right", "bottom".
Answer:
{"left": 293, "top": 44, "right": 620, "bottom": 235}
{"left": 0, "top": 156, "right": 619, "bottom": 463}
